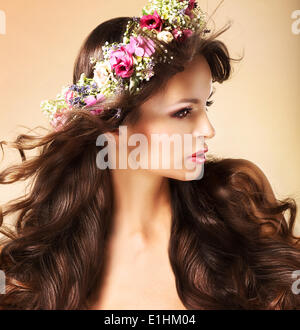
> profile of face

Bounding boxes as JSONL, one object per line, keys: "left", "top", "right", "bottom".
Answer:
{"left": 108, "top": 55, "right": 216, "bottom": 181}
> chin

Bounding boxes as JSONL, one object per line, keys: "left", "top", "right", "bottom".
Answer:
{"left": 159, "top": 164, "right": 205, "bottom": 182}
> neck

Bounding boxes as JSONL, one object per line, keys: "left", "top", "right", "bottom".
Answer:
{"left": 110, "top": 168, "right": 173, "bottom": 244}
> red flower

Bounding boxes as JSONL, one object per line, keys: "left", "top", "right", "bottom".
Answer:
{"left": 184, "top": 0, "right": 196, "bottom": 19}
{"left": 140, "top": 10, "right": 163, "bottom": 32}
{"left": 188, "top": 0, "right": 196, "bottom": 10}
{"left": 172, "top": 29, "right": 193, "bottom": 42}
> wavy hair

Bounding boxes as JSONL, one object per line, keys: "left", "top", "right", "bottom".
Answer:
{"left": 0, "top": 16, "right": 300, "bottom": 310}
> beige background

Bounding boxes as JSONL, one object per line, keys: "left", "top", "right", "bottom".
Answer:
{"left": 0, "top": 0, "right": 299, "bottom": 234}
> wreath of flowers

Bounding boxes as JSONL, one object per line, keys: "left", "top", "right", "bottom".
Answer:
{"left": 41, "top": 0, "right": 208, "bottom": 129}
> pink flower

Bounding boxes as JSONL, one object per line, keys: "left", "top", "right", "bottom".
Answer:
{"left": 140, "top": 10, "right": 163, "bottom": 32}
{"left": 50, "top": 109, "right": 70, "bottom": 131}
{"left": 84, "top": 95, "right": 97, "bottom": 106}
{"left": 109, "top": 46, "right": 134, "bottom": 78}
{"left": 126, "top": 36, "right": 155, "bottom": 57}
{"left": 90, "top": 108, "right": 104, "bottom": 116}
{"left": 84, "top": 93, "right": 105, "bottom": 107}
{"left": 172, "top": 29, "right": 193, "bottom": 42}
{"left": 65, "top": 89, "right": 74, "bottom": 109}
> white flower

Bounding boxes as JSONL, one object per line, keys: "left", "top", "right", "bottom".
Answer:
{"left": 78, "top": 73, "right": 86, "bottom": 86}
{"left": 156, "top": 30, "right": 174, "bottom": 43}
{"left": 93, "top": 61, "right": 110, "bottom": 88}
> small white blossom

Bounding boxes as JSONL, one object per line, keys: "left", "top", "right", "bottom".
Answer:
{"left": 157, "top": 31, "right": 174, "bottom": 43}
{"left": 93, "top": 61, "right": 110, "bottom": 88}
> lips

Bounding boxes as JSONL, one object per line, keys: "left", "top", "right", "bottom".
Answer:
{"left": 187, "top": 146, "right": 208, "bottom": 164}
{"left": 191, "top": 147, "right": 208, "bottom": 158}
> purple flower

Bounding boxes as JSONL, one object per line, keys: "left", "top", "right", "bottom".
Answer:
{"left": 70, "top": 96, "right": 81, "bottom": 105}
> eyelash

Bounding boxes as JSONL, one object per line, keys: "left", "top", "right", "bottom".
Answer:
{"left": 172, "top": 100, "right": 214, "bottom": 119}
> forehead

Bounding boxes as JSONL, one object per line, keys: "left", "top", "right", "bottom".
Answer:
{"left": 141, "top": 55, "right": 213, "bottom": 112}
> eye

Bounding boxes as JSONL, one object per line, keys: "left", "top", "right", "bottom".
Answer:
{"left": 206, "top": 99, "right": 214, "bottom": 112}
{"left": 171, "top": 106, "right": 193, "bottom": 119}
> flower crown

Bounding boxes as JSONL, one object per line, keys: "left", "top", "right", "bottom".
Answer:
{"left": 41, "top": 0, "right": 209, "bottom": 129}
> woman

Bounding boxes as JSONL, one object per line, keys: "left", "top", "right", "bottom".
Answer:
{"left": 0, "top": 0, "right": 300, "bottom": 310}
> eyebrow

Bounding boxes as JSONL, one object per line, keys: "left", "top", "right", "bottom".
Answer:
{"left": 173, "top": 87, "right": 216, "bottom": 106}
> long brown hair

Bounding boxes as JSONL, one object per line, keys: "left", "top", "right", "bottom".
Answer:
{"left": 0, "top": 16, "right": 300, "bottom": 310}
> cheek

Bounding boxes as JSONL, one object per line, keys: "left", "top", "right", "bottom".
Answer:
{"left": 135, "top": 125, "right": 188, "bottom": 166}
{"left": 137, "top": 118, "right": 191, "bottom": 136}
{"left": 133, "top": 120, "right": 176, "bottom": 141}
{"left": 128, "top": 117, "right": 195, "bottom": 167}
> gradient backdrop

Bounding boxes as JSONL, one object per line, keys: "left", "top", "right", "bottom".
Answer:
{"left": 0, "top": 0, "right": 299, "bottom": 234}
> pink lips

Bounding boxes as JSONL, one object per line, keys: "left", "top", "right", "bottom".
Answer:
{"left": 189, "top": 147, "right": 208, "bottom": 164}
{"left": 190, "top": 154, "right": 206, "bottom": 164}
{"left": 191, "top": 148, "right": 208, "bottom": 158}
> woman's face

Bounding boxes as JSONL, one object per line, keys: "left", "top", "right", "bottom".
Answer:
{"left": 116, "top": 55, "right": 216, "bottom": 181}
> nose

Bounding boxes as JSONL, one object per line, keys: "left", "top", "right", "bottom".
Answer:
{"left": 192, "top": 112, "right": 216, "bottom": 140}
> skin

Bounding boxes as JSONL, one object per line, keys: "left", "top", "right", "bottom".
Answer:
{"left": 89, "top": 55, "right": 216, "bottom": 310}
